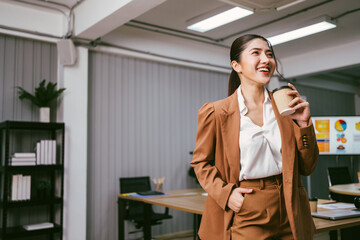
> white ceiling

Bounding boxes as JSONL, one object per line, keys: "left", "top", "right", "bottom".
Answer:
{"left": 3, "top": 0, "right": 360, "bottom": 88}
{"left": 121, "top": 0, "right": 360, "bottom": 88}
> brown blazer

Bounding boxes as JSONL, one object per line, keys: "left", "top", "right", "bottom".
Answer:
{"left": 191, "top": 90, "right": 319, "bottom": 240}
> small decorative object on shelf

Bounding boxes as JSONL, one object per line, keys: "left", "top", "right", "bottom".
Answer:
{"left": 0, "top": 120, "right": 65, "bottom": 239}
{"left": 36, "top": 180, "right": 52, "bottom": 200}
{"left": 16, "top": 79, "right": 66, "bottom": 122}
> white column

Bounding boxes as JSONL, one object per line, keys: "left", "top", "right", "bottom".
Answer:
{"left": 58, "top": 46, "right": 88, "bottom": 240}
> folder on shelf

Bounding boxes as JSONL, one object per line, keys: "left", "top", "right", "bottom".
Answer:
{"left": 23, "top": 222, "right": 54, "bottom": 231}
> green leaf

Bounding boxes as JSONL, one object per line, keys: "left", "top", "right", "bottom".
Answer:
{"left": 16, "top": 80, "right": 66, "bottom": 107}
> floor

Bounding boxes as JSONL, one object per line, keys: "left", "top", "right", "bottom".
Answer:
{"left": 133, "top": 230, "right": 332, "bottom": 240}
{"left": 154, "top": 230, "right": 193, "bottom": 240}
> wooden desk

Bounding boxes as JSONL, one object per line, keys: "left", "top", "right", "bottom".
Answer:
{"left": 329, "top": 183, "right": 360, "bottom": 196}
{"left": 141, "top": 189, "right": 206, "bottom": 215}
{"left": 118, "top": 188, "right": 205, "bottom": 240}
{"left": 118, "top": 188, "right": 360, "bottom": 240}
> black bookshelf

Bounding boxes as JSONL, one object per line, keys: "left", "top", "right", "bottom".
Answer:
{"left": 0, "top": 121, "right": 65, "bottom": 239}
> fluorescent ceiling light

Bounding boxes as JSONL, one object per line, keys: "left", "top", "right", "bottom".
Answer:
{"left": 268, "top": 18, "right": 336, "bottom": 46}
{"left": 276, "top": 0, "right": 306, "bottom": 11}
{"left": 187, "top": 7, "right": 253, "bottom": 33}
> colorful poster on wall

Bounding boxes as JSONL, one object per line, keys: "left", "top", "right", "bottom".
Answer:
{"left": 312, "top": 116, "right": 360, "bottom": 155}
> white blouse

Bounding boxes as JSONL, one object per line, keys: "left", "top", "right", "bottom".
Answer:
{"left": 237, "top": 86, "right": 282, "bottom": 181}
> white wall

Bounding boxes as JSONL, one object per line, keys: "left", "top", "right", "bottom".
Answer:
{"left": 59, "top": 47, "right": 89, "bottom": 240}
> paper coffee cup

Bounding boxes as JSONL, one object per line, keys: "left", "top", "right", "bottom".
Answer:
{"left": 309, "top": 197, "right": 318, "bottom": 212}
{"left": 272, "top": 86, "right": 295, "bottom": 116}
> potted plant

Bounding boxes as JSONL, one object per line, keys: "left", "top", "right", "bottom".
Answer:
{"left": 16, "top": 79, "right": 66, "bottom": 122}
{"left": 36, "top": 180, "right": 52, "bottom": 200}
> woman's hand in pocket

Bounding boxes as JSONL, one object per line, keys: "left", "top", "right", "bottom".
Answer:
{"left": 227, "top": 187, "right": 253, "bottom": 212}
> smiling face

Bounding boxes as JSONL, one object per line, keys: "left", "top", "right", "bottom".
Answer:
{"left": 231, "top": 38, "right": 276, "bottom": 87}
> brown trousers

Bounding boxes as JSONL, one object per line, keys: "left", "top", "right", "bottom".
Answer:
{"left": 231, "top": 174, "right": 294, "bottom": 240}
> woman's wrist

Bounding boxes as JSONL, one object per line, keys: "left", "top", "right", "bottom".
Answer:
{"left": 296, "top": 119, "right": 309, "bottom": 128}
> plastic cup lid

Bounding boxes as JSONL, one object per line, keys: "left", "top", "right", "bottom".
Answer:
{"left": 272, "top": 85, "right": 292, "bottom": 93}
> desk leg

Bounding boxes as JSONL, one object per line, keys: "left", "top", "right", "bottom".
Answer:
{"left": 193, "top": 214, "right": 201, "bottom": 240}
{"left": 118, "top": 199, "right": 125, "bottom": 240}
{"left": 143, "top": 203, "right": 152, "bottom": 240}
{"left": 329, "top": 230, "right": 337, "bottom": 240}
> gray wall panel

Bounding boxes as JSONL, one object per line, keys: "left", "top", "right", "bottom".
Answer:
{"left": 0, "top": 34, "right": 58, "bottom": 122}
{"left": 87, "top": 51, "right": 228, "bottom": 240}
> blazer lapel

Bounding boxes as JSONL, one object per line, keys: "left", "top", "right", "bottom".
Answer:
{"left": 219, "top": 92, "right": 241, "bottom": 186}
{"left": 269, "top": 90, "right": 295, "bottom": 185}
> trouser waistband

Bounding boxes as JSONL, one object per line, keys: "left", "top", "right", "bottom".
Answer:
{"left": 239, "top": 174, "right": 282, "bottom": 189}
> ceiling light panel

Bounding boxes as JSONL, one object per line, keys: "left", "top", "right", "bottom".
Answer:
{"left": 219, "top": 0, "right": 302, "bottom": 12}
{"left": 267, "top": 16, "right": 336, "bottom": 45}
{"left": 187, "top": 7, "right": 253, "bottom": 33}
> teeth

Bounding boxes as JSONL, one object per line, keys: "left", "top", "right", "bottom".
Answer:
{"left": 259, "top": 68, "right": 269, "bottom": 72}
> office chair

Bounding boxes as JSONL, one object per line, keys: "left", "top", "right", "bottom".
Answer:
{"left": 327, "top": 168, "right": 360, "bottom": 240}
{"left": 119, "top": 176, "right": 172, "bottom": 232}
{"left": 327, "top": 167, "right": 354, "bottom": 203}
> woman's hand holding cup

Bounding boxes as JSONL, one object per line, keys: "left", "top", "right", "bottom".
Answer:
{"left": 286, "top": 83, "right": 311, "bottom": 127}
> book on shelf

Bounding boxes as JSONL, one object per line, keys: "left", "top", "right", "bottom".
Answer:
{"left": 11, "top": 174, "right": 31, "bottom": 201}
{"left": 11, "top": 157, "right": 36, "bottom": 162}
{"left": 13, "top": 153, "right": 36, "bottom": 158}
{"left": 10, "top": 161, "right": 36, "bottom": 166}
{"left": 17, "top": 175, "right": 23, "bottom": 200}
{"left": 40, "top": 140, "right": 46, "bottom": 165}
{"left": 23, "top": 222, "right": 54, "bottom": 231}
{"left": 11, "top": 174, "right": 19, "bottom": 201}
{"left": 51, "top": 140, "right": 56, "bottom": 164}
{"left": 11, "top": 152, "right": 36, "bottom": 166}
{"left": 37, "top": 140, "right": 56, "bottom": 165}
{"left": 24, "top": 176, "right": 31, "bottom": 200}
{"left": 36, "top": 142, "right": 41, "bottom": 165}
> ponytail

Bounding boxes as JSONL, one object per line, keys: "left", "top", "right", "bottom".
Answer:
{"left": 228, "top": 69, "right": 240, "bottom": 96}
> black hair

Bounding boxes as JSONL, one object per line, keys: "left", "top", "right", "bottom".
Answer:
{"left": 228, "top": 34, "right": 279, "bottom": 96}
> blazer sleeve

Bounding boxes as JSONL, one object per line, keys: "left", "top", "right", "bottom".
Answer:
{"left": 293, "top": 118, "right": 319, "bottom": 176}
{"left": 191, "top": 103, "right": 235, "bottom": 210}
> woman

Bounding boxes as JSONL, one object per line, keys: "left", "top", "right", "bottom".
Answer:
{"left": 191, "top": 34, "right": 319, "bottom": 240}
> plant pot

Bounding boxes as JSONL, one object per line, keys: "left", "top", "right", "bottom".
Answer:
{"left": 37, "top": 189, "right": 51, "bottom": 200}
{"left": 40, "top": 107, "right": 50, "bottom": 122}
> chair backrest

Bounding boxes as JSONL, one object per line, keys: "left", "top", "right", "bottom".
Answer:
{"left": 120, "top": 176, "right": 151, "bottom": 194}
{"left": 327, "top": 167, "right": 352, "bottom": 186}
{"left": 119, "top": 176, "right": 152, "bottom": 218}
